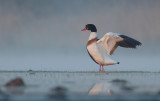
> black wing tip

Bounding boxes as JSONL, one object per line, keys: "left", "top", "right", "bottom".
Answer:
{"left": 139, "top": 42, "right": 142, "bottom": 46}
{"left": 135, "top": 42, "right": 142, "bottom": 47}
{"left": 136, "top": 41, "right": 142, "bottom": 45}
{"left": 117, "top": 62, "right": 120, "bottom": 64}
{"left": 119, "top": 35, "right": 142, "bottom": 48}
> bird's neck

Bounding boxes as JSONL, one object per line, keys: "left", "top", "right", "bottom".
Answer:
{"left": 88, "top": 32, "right": 98, "bottom": 40}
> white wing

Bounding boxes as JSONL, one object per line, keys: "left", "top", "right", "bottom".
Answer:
{"left": 97, "top": 32, "right": 142, "bottom": 55}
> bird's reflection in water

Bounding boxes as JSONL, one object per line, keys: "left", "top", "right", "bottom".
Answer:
{"left": 88, "top": 82, "right": 113, "bottom": 95}
{"left": 88, "top": 79, "right": 134, "bottom": 95}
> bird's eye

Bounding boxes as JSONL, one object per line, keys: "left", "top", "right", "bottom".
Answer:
{"left": 85, "top": 26, "right": 88, "bottom": 29}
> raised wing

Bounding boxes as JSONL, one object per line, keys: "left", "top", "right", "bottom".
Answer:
{"left": 97, "top": 32, "right": 142, "bottom": 55}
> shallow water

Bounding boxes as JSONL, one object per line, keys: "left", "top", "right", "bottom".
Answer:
{"left": 0, "top": 71, "right": 160, "bottom": 101}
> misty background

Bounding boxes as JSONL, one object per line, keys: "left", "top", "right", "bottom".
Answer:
{"left": 0, "top": 0, "right": 159, "bottom": 71}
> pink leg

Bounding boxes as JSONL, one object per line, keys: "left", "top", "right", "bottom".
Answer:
{"left": 102, "top": 65, "right": 104, "bottom": 71}
{"left": 99, "top": 64, "right": 101, "bottom": 72}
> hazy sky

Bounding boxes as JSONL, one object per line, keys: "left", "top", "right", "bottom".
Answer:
{"left": 0, "top": 0, "right": 159, "bottom": 71}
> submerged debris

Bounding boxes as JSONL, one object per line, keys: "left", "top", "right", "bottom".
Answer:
{"left": 27, "top": 69, "right": 36, "bottom": 75}
{"left": 48, "top": 86, "right": 68, "bottom": 100}
{"left": 5, "top": 77, "right": 25, "bottom": 87}
{"left": 5, "top": 77, "right": 25, "bottom": 94}
{"left": 28, "top": 70, "right": 33, "bottom": 72}
{"left": 111, "top": 79, "right": 128, "bottom": 83}
{"left": 111, "top": 79, "right": 135, "bottom": 93}
{"left": 121, "top": 85, "right": 135, "bottom": 91}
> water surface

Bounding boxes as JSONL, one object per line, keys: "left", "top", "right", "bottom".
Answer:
{"left": 0, "top": 71, "right": 160, "bottom": 101}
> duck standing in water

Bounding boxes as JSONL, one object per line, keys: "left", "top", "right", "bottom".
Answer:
{"left": 82, "top": 24, "right": 142, "bottom": 71}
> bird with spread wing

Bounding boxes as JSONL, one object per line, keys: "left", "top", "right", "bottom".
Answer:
{"left": 82, "top": 24, "right": 142, "bottom": 71}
